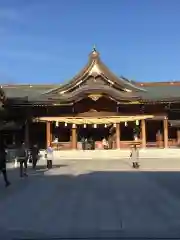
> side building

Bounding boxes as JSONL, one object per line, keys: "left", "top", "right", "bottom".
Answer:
{"left": 1, "top": 48, "right": 180, "bottom": 150}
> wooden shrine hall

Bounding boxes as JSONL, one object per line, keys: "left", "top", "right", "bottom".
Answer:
{"left": 1, "top": 47, "right": 180, "bottom": 150}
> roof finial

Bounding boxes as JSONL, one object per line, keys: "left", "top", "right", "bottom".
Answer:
{"left": 89, "top": 44, "right": 99, "bottom": 59}
{"left": 93, "top": 44, "right": 96, "bottom": 52}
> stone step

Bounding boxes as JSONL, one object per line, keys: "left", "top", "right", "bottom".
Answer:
{"left": 40, "top": 149, "right": 180, "bottom": 159}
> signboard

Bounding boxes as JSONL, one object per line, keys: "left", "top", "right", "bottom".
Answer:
{"left": 168, "top": 109, "right": 180, "bottom": 120}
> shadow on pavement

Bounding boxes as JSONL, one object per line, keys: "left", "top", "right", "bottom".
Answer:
{"left": 1, "top": 165, "right": 180, "bottom": 239}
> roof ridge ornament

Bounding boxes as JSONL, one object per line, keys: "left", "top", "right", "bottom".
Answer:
{"left": 89, "top": 44, "right": 99, "bottom": 59}
{"left": 93, "top": 44, "right": 96, "bottom": 52}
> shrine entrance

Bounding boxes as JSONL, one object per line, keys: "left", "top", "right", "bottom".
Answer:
{"left": 77, "top": 124, "right": 112, "bottom": 149}
{"left": 37, "top": 114, "right": 154, "bottom": 150}
{"left": 78, "top": 124, "right": 110, "bottom": 141}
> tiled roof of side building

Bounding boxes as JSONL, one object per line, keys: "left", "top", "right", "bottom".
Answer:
{"left": 1, "top": 84, "right": 59, "bottom": 98}
{"left": 138, "top": 83, "right": 180, "bottom": 101}
{"left": 136, "top": 81, "right": 180, "bottom": 86}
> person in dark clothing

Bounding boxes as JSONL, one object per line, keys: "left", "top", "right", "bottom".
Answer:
{"left": 89, "top": 137, "right": 94, "bottom": 150}
{"left": 32, "top": 144, "right": 39, "bottom": 169}
{"left": 18, "top": 143, "right": 28, "bottom": 177}
{"left": 0, "top": 139, "right": 10, "bottom": 187}
{"left": 81, "top": 137, "right": 86, "bottom": 151}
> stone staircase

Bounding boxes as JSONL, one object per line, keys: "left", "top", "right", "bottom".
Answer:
{"left": 40, "top": 148, "right": 180, "bottom": 160}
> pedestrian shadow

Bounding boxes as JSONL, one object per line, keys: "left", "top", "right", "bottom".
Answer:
{"left": 31, "top": 164, "right": 68, "bottom": 171}
{"left": 0, "top": 163, "right": 68, "bottom": 193}
{"left": 7, "top": 163, "right": 68, "bottom": 174}
{"left": 27, "top": 164, "right": 68, "bottom": 176}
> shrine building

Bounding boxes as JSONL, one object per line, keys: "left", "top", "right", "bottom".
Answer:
{"left": 1, "top": 47, "right": 180, "bottom": 150}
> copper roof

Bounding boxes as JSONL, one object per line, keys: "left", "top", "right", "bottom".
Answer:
{"left": 1, "top": 48, "right": 180, "bottom": 105}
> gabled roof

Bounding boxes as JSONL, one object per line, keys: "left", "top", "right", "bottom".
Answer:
{"left": 44, "top": 47, "right": 145, "bottom": 95}
{"left": 1, "top": 48, "right": 180, "bottom": 105}
{"left": 36, "top": 84, "right": 140, "bottom": 104}
{"left": 3, "top": 82, "right": 180, "bottom": 105}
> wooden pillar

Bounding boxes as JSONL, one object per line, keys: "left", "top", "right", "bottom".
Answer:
{"left": 46, "top": 121, "right": 51, "bottom": 148}
{"left": 71, "top": 125, "right": 77, "bottom": 149}
{"left": 116, "top": 123, "right": 120, "bottom": 149}
{"left": 24, "top": 120, "right": 29, "bottom": 148}
{"left": 141, "top": 119, "right": 146, "bottom": 148}
{"left": 163, "top": 118, "right": 168, "bottom": 148}
{"left": 50, "top": 123, "right": 53, "bottom": 143}
{"left": 177, "top": 130, "right": 180, "bottom": 146}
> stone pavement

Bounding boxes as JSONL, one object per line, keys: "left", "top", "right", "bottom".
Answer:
{"left": 41, "top": 148, "right": 180, "bottom": 160}
{"left": 1, "top": 158, "right": 180, "bottom": 239}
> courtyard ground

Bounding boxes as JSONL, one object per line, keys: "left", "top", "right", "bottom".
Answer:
{"left": 1, "top": 158, "right": 180, "bottom": 239}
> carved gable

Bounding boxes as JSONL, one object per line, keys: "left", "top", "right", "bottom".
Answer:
{"left": 84, "top": 76, "right": 107, "bottom": 86}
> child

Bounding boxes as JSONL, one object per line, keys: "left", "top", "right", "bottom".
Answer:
{"left": 130, "top": 144, "right": 139, "bottom": 169}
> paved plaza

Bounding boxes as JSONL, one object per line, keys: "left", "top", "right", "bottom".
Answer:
{"left": 1, "top": 158, "right": 180, "bottom": 239}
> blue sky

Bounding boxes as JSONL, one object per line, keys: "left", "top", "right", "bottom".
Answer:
{"left": 0, "top": 0, "right": 180, "bottom": 84}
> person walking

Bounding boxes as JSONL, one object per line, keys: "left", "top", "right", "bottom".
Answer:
{"left": 31, "top": 144, "right": 39, "bottom": 169}
{"left": 18, "top": 143, "right": 28, "bottom": 177}
{"left": 46, "top": 145, "right": 53, "bottom": 169}
{"left": 130, "top": 144, "right": 140, "bottom": 169}
{"left": 0, "top": 139, "right": 10, "bottom": 187}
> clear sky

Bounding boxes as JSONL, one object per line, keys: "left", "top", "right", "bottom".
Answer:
{"left": 0, "top": 0, "right": 180, "bottom": 84}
